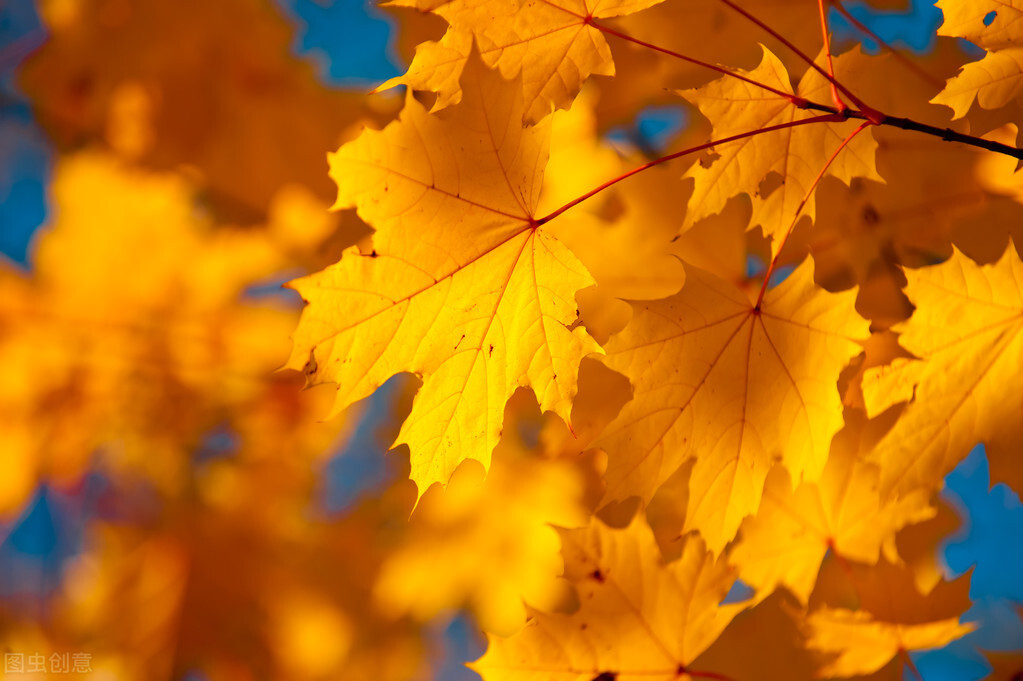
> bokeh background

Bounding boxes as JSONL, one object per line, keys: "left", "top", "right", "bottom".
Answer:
{"left": 0, "top": 0, "right": 1020, "bottom": 679}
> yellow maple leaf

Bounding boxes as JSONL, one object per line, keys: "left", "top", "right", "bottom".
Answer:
{"left": 470, "top": 514, "right": 744, "bottom": 680}
{"left": 287, "top": 50, "right": 601, "bottom": 499}
{"left": 678, "top": 46, "right": 881, "bottom": 250}
{"left": 862, "top": 243, "right": 1023, "bottom": 498}
{"left": 731, "top": 442, "right": 933, "bottom": 603}
{"left": 932, "top": 0, "right": 1023, "bottom": 118}
{"left": 379, "top": 0, "right": 667, "bottom": 122}
{"left": 597, "top": 260, "right": 868, "bottom": 551}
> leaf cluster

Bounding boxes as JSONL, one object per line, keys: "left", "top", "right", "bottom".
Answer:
{"left": 1, "top": 0, "right": 1022, "bottom": 679}
{"left": 289, "top": 0, "right": 1023, "bottom": 678}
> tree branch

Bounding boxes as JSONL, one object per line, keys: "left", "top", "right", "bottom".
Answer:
{"left": 797, "top": 101, "right": 1023, "bottom": 159}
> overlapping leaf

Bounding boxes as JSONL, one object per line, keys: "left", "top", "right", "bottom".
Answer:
{"left": 862, "top": 244, "right": 1023, "bottom": 497}
{"left": 287, "top": 51, "right": 600, "bottom": 498}
{"left": 471, "top": 515, "right": 743, "bottom": 680}
{"left": 808, "top": 608, "right": 974, "bottom": 677}
{"left": 677, "top": 47, "right": 881, "bottom": 249}
{"left": 597, "top": 261, "right": 868, "bottom": 551}
{"left": 731, "top": 443, "right": 933, "bottom": 603}
{"left": 379, "top": 0, "right": 667, "bottom": 122}
{"left": 807, "top": 560, "right": 975, "bottom": 677}
{"left": 932, "top": 0, "right": 1023, "bottom": 118}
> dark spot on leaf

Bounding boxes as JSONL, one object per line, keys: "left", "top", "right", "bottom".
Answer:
{"left": 862, "top": 204, "right": 880, "bottom": 225}
{"left": 592, "top": 673, "right": 617, "bottom": 681}
{"left": 303, "top": 350, "right": 318, "bottom": 376}
{"left": 488, "top": 344, "right": 494, "bottom": 356}
{"left": 590, "top": 569, "right": 606, "bottom": 583}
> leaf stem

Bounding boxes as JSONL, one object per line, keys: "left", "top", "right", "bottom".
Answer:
{"left": 754, "top": 121, "right": 870, "bottom": 309}
{"left": 534, "top": 114, "right": 845, "bottom": 227}
{"left": 817, "top": 0, "right": 847, "bottom": 112}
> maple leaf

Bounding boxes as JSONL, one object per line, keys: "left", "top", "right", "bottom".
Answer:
{"left": 678, "top": 47, "right": 881, "bottom": 249}
{"left": 931, "top": 0, "right": 1023, "bottom": 118}
{"left": 862, "top": 243, "right": 1023, "bottom": 498}
{"left": 470, "top": 514, "right": 744, "bottom": 680}
{"left": 731, "top": 441, "right": 933, "bottom": 603}
{"left": 810, "top": 123, "right": 1023, "bottom": 326}
{"left": 378, "top": 0, "right": 667, "bottom": 122}
{"left": 286, "top": 50, "right": 601, "bottom": 499}
{"left": 806, "top": 559, "right": 975, "bottom": 677}
{"left": 596, "top": 260, "right": 868, "bottom": 551}
{"left": 804, "top": 48, "right": 1023, "bottom": 325}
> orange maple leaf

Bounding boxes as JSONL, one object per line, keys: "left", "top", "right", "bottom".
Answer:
{"left": 862, "top": 243, "right": 1023, "bottom": 498}
{"left": 678, "top": 46, "right": 881, "bottom": 249}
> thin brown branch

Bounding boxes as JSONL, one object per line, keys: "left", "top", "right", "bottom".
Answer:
{"left": 796, "top": 101, "right": 1023, "bottom": 159}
